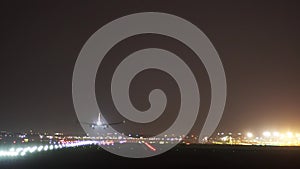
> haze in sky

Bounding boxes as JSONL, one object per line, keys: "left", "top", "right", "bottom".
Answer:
{"left": 0, "top": 1, "right": 299, "bottom": 136}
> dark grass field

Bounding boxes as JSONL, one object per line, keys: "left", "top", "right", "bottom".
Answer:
{"left": 2, "top": 144, "right": 300, "bottom": 169}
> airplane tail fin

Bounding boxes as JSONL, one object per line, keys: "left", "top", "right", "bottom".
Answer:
{"left": 96, "top": 113, "right": 102, "bottom": 125}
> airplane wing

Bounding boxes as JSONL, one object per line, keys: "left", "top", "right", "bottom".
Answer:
{"left": 75, "top": 112, "right": 125, "bottom": 128}
{"left": 105, "top": 120, "right": 126, "bottom": 126}
{"left": 78, "top": 120, "right": 125, "bottom": 128}
{"left": 79, "top": 122, "right": 97, "bottom": 126}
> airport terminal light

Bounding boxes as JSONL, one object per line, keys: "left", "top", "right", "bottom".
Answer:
{"left": 273, "top": 132, "right": 280, "bottom": 137}
{"left": 287, "top": 132, "right": 293, "bottom": 138}
{"left": 246, "top": 132, "right": 253, "bottom": 138}
{"left": 263, "top": 131, "right": 271, "bottom": 137}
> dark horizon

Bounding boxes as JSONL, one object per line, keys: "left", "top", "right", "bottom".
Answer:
{"left": 0, "top": 1, "right": 299, "bottom": 136}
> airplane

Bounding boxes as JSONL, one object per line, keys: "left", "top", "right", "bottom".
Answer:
{"left": 79, "top": 113, "right": 125, "bottom": 129}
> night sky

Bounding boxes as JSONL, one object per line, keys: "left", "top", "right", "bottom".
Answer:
{"left": 0, "top": 1, "right": 299, "bottom": 136}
